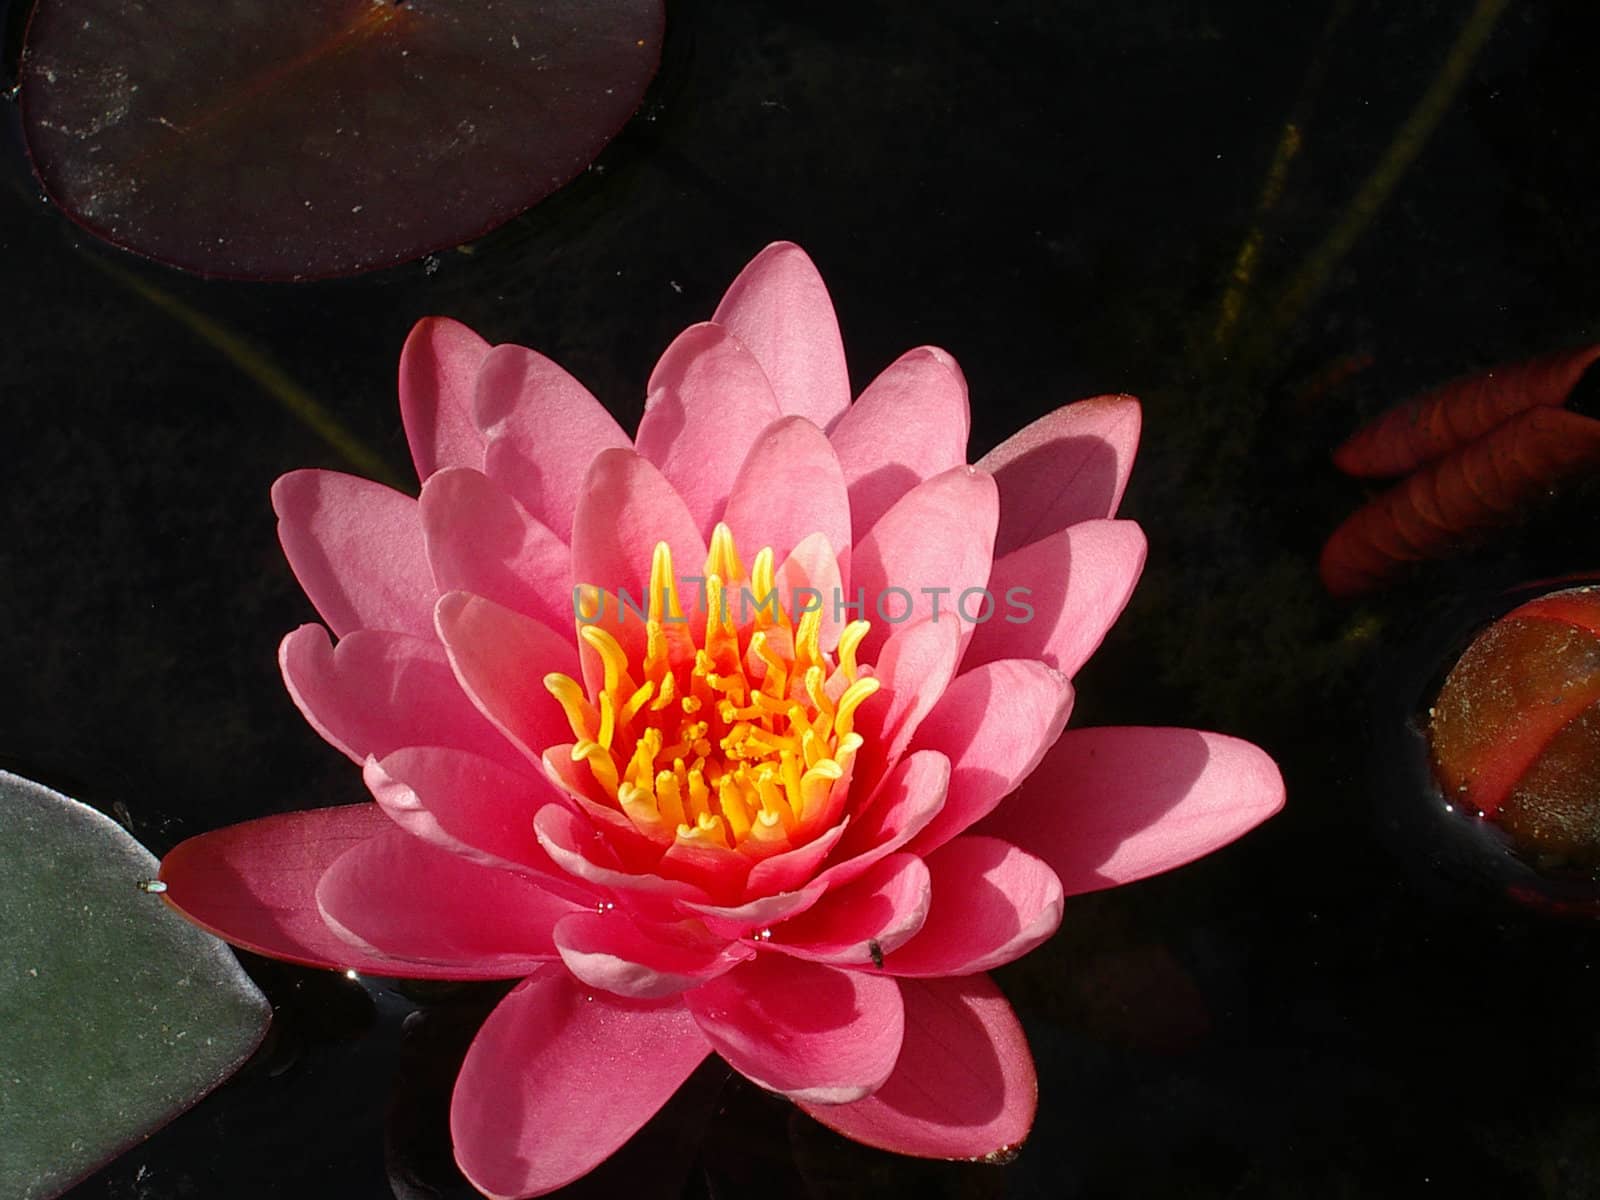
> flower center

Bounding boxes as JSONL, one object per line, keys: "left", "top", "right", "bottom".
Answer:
{"left": 545, "top": 523, "right": 878, "bottom": 855}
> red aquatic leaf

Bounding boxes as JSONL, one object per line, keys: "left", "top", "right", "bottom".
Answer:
{"left": 19, "top": 0, "right": 665, "bottom": 280}
{"left": 1429, "top": 586, "right": 1600, "bottom": 866}
{"left": 1331, "top": 343, "right": 1600, "bottom": 479}
{"left": 1319, "top": 405, "right": 1600, "bottom": 598}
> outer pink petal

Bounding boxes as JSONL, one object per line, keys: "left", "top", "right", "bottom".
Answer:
{"left": 279, "top": 625, "right": 523, "bottom": 770}
{"left": 978, "top": 727, "right": 1285, "bottom": 895}
{"left": 451, "top": 966, "right": 710, "bottom": 1199}
{"left": 553, "top": 909, "right": 752, "bottom": 1000}
{"left": 881, "top": 837, "right": 1062, "bottom": 977}
{"left": 418, "top": 467, "right": 573, "bottom": 633}
{"left": 829, "top": 347, "right": 971, "bottom": 538}
{"left": 362, "top": 747, "right": 589, "bottom": 901}
{"left": 434, "top": 592, "right": 579, "bottom": 767}
{"left": 978, "top": 395, "right": 1142, "bottom": 557}
{"left": 684, "top": 956, "right": 904, "bottom": 1104}
{"left": 722, "top": 416, "right": 852, "bottom": 570}
{"left": 711, "top": 241, "right": 851, "bottom": 431}
{"left": 571, "top": 449, "right": 708, "bottom": 603}
{"left": 768, "top": 853, "right": 931, "bottom": 965}
{"left": 398, "top": 317, "right": 492, "bottom": 482}
{"left": 821, "top": 750, "right": 950, "bottom": 889}
{"left": 636, "top": 323, "right": 784, "bottom": 536}
{"left": 273, "top": 469, "right": 436, "bottom": 639}
{"left": 473, "top": 343, "right": 631, "bottom": 542}
{"left": 798, "top": 974, "right": 1036, "bottom": 1160}
{"left": 906, "top": 660, "right": 1074, "bottom": 855}
{"left": 963, "top": 519, "right": 1146, "bottom": 677}
{"left": 159, "top": 805, "right": 480, "bottom": 978}
{"left": 850, "top": 466, "right": 998, "bottom": 661}
{"left": 315, "top": 828, "right": 577, "bottom": 976}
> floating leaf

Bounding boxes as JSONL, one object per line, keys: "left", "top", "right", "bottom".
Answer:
{"left": 0, "top": 771, "right": 270, "bottom": 1198}
{"left": 19, "top": 0, "right": 666, "bottom": 279}
{"left": 1429, "top": 587, "right": 1600, "bottom": 865}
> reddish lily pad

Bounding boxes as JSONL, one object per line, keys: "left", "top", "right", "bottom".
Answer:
{"left": 0, "top": 771, "right": 270, "bottom": 1197}
{"left": 1429, "top": 586, "right": 1600, "bottom": 866}
{"left": 19, "top": 0, "right": 665, "bottom": 279}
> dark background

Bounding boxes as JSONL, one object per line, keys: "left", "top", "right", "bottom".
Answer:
{"left": 5, "top": 1, "right": 1600, "bottom": 1196}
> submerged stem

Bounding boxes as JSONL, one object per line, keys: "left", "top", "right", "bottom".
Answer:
{"left": 83, "top": 252, "right": 403, "bottom": 486}
{"left": 1264, "top": 0, "right": 1511, "bottom": 344}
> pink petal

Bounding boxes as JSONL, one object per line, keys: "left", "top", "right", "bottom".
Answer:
{"left": 681, "top": 878, "right": 831, "bottom": 940}
{"left": 744, "top": 820, "right": 849, "bottom": 897}
{"left": 881, "top": 837, "right": 1062, "bottom": 976}
{"left": 316, "top": 828, "right": 576, "bottom": 977}
{"left": 711, "top": 241, "right": 851, "bottom": 431}
{"left": 963, "top": 519, "right": 1146, "bottom": 678}
{"left": 776, "top": 532, "right": 846, "bottom": 650}
{"left": 553, "top": 909, "right": 752, "bottom": 1000}
{"left": 434, "top": 592, "right": 579, "bottom": 767}
{"left": 769, "top": 853, "right": 931, "bottom": 965}
{"left": 534, "top": 804, "right": 712, "bottom": 905}
{"left": 822, "top": 750, "right": 950, "bottom": 889}
{"left": 636, "top": 323, "right": 784, "bottom": 536}
{"left": 473, "top": 342, "right": 631, "bottom": 542}
{"left": 798, "top": 974, "right": 1036, "bottom": 1160}
{"left": 978, "top": 726, "right": 1285, "bottom": 895}
{"left": 684, "top": 956, "right": 904, "bottom": 1103}
{"left": 539, "top": 744, "right": 669, "bottom": 866}
{"left": 419, "top": 467, "right": 573, "bottom": 633}
{"left": 571, "top": 449, "right": 708, "bottom": 604}
{"left": 451, "top": 966, "right": 710, "bottom": 1199}
{"left": 851, "top": 619, "right": 963, "bottom": 791}
{"left": 362, "top": 747, "right": 589, "bottom": 902}
{"left": 850, "top": 466, "right": 998, "bottom": 661}
{"left": 159, "top": 804, "right": 478, "bottom": 978}
{"left": 398, "top": 317, "right": 491, "bottom": 482}
{"left": 279, "top": 625, "right": 522, "bottom": 770}
{"left": 978, "top": 395, "right": 1142, "bottom": 557}
{"left": 273, "top": 469, "right": 435, "bottom": 639}
{"left": 829, "top": 347, "right": 971, "bottom": 538}
{"left": 906, "top": 660, "right": 1074, "bottom": 855}
{"left": 722, "top": 416, "right": 852, "bottom": 569}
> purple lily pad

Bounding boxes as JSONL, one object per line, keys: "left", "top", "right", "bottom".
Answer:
{"left": 19, "top": 0, "right": 665, "bottom": 280}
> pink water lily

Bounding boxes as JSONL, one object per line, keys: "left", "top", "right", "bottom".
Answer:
{"left": 159, "top": 242, "right": 1284, "bottom": 1198}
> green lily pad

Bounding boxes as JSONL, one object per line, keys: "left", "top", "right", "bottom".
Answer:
{"left": 0, "top": 771, "right": 270, "bottom": 1198}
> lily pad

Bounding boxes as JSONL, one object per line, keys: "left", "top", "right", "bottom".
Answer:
{"left": 0, "top": 771, "right": 270, "bottom": 1199}
{"left": 19, "top": 0, "right": 666, "bottom": 279}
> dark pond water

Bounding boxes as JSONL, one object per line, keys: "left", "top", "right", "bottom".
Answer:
{"left": 5, "top": 1, "right": 1600, "bottom": 1196}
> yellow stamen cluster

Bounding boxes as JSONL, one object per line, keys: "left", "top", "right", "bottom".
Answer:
{"left": 546, "top": 524, "right": 878, "bottom": 855}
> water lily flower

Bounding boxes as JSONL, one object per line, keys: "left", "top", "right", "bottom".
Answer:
{"left": 159, "top": 243, "right": 1285, "bottom": 1198}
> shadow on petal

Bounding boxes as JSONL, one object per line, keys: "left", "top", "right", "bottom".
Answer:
{"left": 796, "top": 974, "right": 1034, "bottom": 1160}
{"left": 980, "top": 727, "right": 1283, "bottom": 896}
